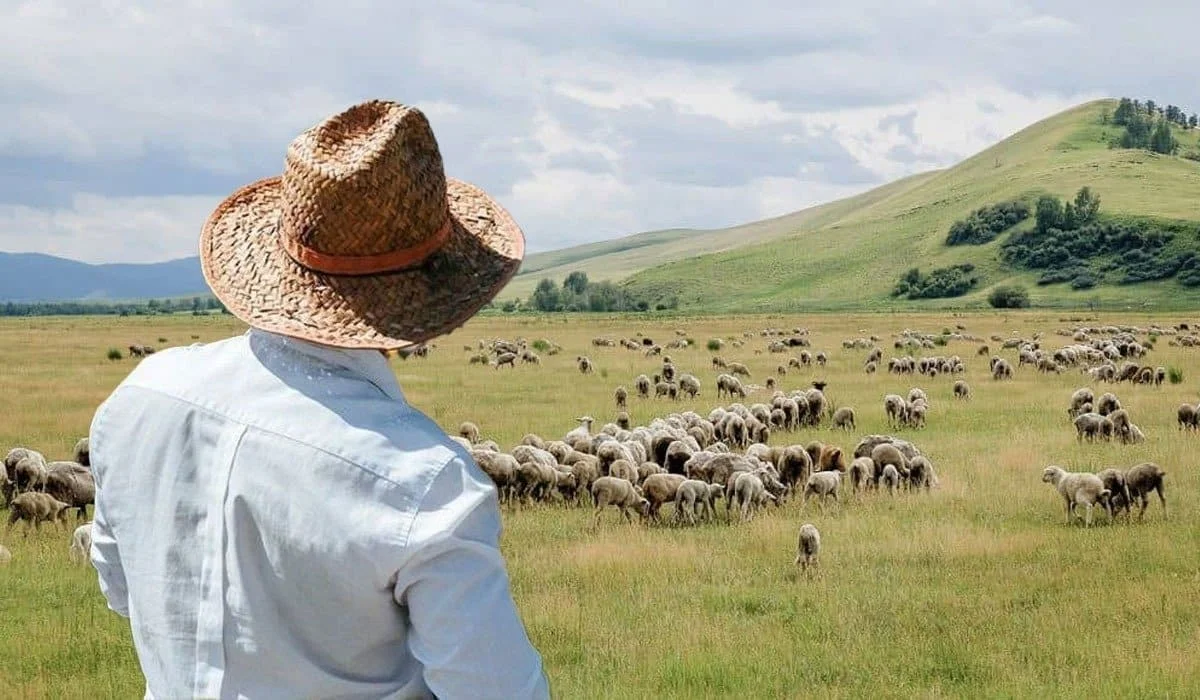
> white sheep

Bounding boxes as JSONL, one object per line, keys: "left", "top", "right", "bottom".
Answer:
{"left": 802, "top": 471, "right": 841, "bottom": 512}
{"left": 794, "top": 523, "right": 821, "bottom": 573}
{"left": 69, "top": 522, "right": 93, "bottom": 565}
{"left": 1041, "top": 466, "right": 1111, "bottom": 527}
{"left": 881, "top": 464, "right": 900, "bottom": 494}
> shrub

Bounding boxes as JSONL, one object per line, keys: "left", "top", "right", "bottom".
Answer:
{"left": 893, "top": 264, "right": 979, "bottom": 299}
{"left": 988, "top": 285, "right": 1031, "bottom": 309}
{"left": 1169, "top": 367, "right": 1184, "bottom": 384}
{"left": 706, "top": 339, "right": 722, "bottom": 352}
{"left": 106, "top": 348, "right": 123, "bottom": 361}
{"left": 945, "top": 200, "right": 1030, "bottom": 245}
{"left": 157, "top": 337, "right": 168, "bottom": 343}
{"left": 599, "top": 368, "right": 609, "bottom": 379}
{"left": 1070, "top": 274, "right": 1097, "bottom": 290}
{"left": 532, "top": 339, "right": 551, "bottom": 352}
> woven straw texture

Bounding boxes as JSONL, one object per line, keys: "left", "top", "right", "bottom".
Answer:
{"left": 200, "top": 101, "right": 524, "bottom": 350}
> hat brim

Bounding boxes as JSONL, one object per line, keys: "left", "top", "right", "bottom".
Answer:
{"left": 200, "top": 176, "right": 524, "bottom": 350}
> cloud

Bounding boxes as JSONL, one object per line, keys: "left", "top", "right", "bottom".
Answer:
{"left": 0, "top": 0, "right": 1196, "bottom": 263}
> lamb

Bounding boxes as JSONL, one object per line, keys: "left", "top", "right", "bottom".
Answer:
{"left": 674, "top": 479, "right": 724, "bottom": 524}
{"left": 613, "top": 385, "right": 628, "bottom": 410}
{"left": 70, "top": 522, "right": 93, "bottom": 565}
{"left": 880, "top": 464, "right": 900, "bottom": 494}
{"left": 1096, "top": 468, "right": 1132, "bottom": 519}
{"left": 1124, "top": 462, "right": 1166, "bottom": 521}
{"left": 7, "top": 492, "right": 71, "bottom": 535}
{"left": 831, "top": 407, "right": 856, "bottom": 431}
{"left": 731, "top": 471, "right": 775, "bottom": 521}
{"left": 458, "top": 421, "right": 481, "bottom": 444}
{"left": 590, "top": 477, "right": 650, "bottom": 525}
{"left": 802, "top": 471, "right": 841, "bottom": 511}
{"left": 795, "top": 523, "right": 821, "bottom": 573}
{"left": 1041, "top": 466, "right": 1111, "bottom": 527}
{"left": 953, "top": 381, "right": 971, "bottom": 399}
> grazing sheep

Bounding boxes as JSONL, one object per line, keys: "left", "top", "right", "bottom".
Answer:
{"left": 616, "top": 412, "right": 631, "bottom": 430}
{"left": 634, "top": 374, "right": 652, "bottom": 398}
{"left": 69, "top": 522, "right": 93, "bottom": 564}
{"left": 43, "top": 462, "right": 94, "bottom": 521}
{"left": 906, "top": 403, "right": 927, "bottom": 429}
{"left": 576, "top": 356, "right": 595, "bottom": 374}
{"left": 73, "top": 438, "right": 90, "bottom": 467}
{"left": 906, "top": 456, "right": 936, "bottom": 491}
{"left": 458, "top": 421, "right": 481, "bottom": 444}
{"left": 673, "top": 480, "right": 724, "bottom": 524}
{"left": 590, "top": 477, "right": 650, "bottom": 525}
{"left": 992, "top": 359, "right": 1013, "bottom": 380}
{"left": 1073, "top": 413, "right": 1106, "bottom": 442}
{"left": 848, "top": 457, "right": 872, "bottom": 494}
{"left": 881, "top": 464, "right": 901, "bottom": 495}
{"left": 473, "top": 451, "right": 519, "bottom": 500}
{"left": 1097, "top": 392, "right": 1121, "bottom": 416}
{"left": 865, "top": 361, "right": 877, "bottom": 375}
{"left": 1068, "top": 388, "right": 1095, "bottom": 418}
{"left": 777, "top": 446, "right": 813, "bottom": 493}
{"left": 731, "top": 471, "right": 775, "bottom": 521}
{"left": 495, "top": 352, "right": 518, "bottom": 369}
{"left": 12, "top": 456, "right": 48, "bottom": 494}
{"left": 884, "top": 394, "right": 907, "bottom": 427}
{"left": 608, "top": 459, "right": 640, "bottom": 484}
{"left": 816, "top": 352, "right": 827, "bottom": 366}
{"left": 817, "top": 444, "right": 847, "bottom": 473}
{"left": 679, "top": 374, "right": 701, "bottom": 399}
{"left": 1177, "top": 403, "right": 1197, "bottom": 430}
{"left": 614, "top": 386, "right": 628, "bottom": 410}
{"left": 7, "top": 492, "right": 71, "bottom": 535}
{"left": 728, "top": 362, "right": 751, "bottom": 377}
{"left": 520, "top": 433, "right": 546, "bottom": 449}
{"left": 1041, "top": 466, "right": 1111, "bottom": 527}
{"left": 1124, "top": 463, "right": 1166, "bottom": 521}
{"left": 953, "top": 381, "right": 970, "bottom": 399}
{"left": 795, "top": 523, "right": 821, "bottom": 573}
{"left": 870, "top": 444, "right": 908, "bottom": 484}
{"left": 1096, "top": 468, "right": 1132, "bottom": 519}
{"left": 831, "top": 407, "right": 856, "bottom": 431}
{"left": 641, "top": 473, "right": 688, "bottom": 522}
{"left": 803, "top": 471, "right": 841, "bottom": 511}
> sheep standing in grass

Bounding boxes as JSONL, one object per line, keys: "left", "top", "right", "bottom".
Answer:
{"left": 731, "top": 471, "right": 775, "bottom": 521}
{"left": 1124, "top": 463, "right": 1166, "bottom": 521}
{"left": 795, "top": 523, "right": 821, "bottom": 573}
{"left": 674, "top": 480, "right": 724, "bottom": 524}
{"left": 848, "top": 457, "right": 872, "bottom": 494}
{"left": 641, "top": 473, "right": 687, "bottom": 522}
{"left": 881, "top": 464, "right": 901, "bottom": 494}
{"left": 635, "top": 374, "right": 652, "bottom": 398}
{"left": 884, "top": 394, "right": 907, "bottom": 427}
{"left": 953, "top": 381, "right": 971, "bottom": 399}
{"left": 590, "top": 477, "right": 650, "bottom": 525}
{"left": 495, "top": 352, "right": 517, "bottom": 369}
{"left": 458, "top": 421, "right": 481, "bottom": 444}
{"left": 1041, "top": 466, "right": 1111, "bottom": 527}
{"left": 803, "top": 471, "right": 841, "bottom": 511}
{"left": 1068, "top": 388, "right": 1094, "bottom": 418}
{"left": 614, "top": 386, "right": 628, "bottom": 410}
{"left": 831, "top": 407, "right": 856, "bottom": 431}
{"left": 69, "top": 522, "right": 93, "bottom": 564}
{"left": 577, "top": 356, "right": 594, "bottom": 374}
{"left": 1096, "top": 468, "right": 1132, "bottom": 519}
{"left": 7, "top": 492, "right": 71, "bottom": 535}
{"left": 73, "top": 438, "right": 90, "bottom": 467}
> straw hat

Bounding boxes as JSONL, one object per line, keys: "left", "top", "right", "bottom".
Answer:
{"left": 200, "top": 100, "right": 524, "bottom": 349}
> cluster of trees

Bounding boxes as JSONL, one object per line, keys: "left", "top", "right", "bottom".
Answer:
{"left": 1109, "top": 98, "right": 1193, "bottom": 154}
{"left": 892, "top": 264, "right": 979, "bottom": 299}
{"left": 0, "top": 296, "right": 227, "bottom": 317}
{"left": 987, "top": 285, "right": 1031, "bottom": 309}
{"left": 1002, "top": 187, "right": 1200, "bottom": 287}
{"left": 525, "top": 273, "right": 665, "bottom": 312}
{"left": 945, "top": 200, "right": 1031, "bottom": 245}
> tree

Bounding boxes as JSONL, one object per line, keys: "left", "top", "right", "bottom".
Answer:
{"left": 562, "top": 271, "right": 589, "bottom": 296}
{"left": 1149, "top": 119, "right": 1178, "bottom": 155}
{"left": 530, "top": 278, "right": 561, "bottom": 311}
{"left": 1113, "top": 98, "right": 1134, "bottom": 125}
{"left": 1145, "top": 99, "right": 1157, "bottom": 115}
{"left": 1034, "top": 195, "right": 1063, "bottom": 233}
{"left": 1072, "top": 187, "right": 1101, "bottom": 226}
{"left": 1190, "top": 114, "right": 1198, "bottom": 129}
{"left": 988, "top": 285, "right": 1030, "bottom": 309}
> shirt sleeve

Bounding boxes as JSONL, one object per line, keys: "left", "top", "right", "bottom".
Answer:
{"left": 89, "top": 416, "right": 130, "bottom": 618}
{"left": 393, "top": 455, "right": 549, "bottom": 700}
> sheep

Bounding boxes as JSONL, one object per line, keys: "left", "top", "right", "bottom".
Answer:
{"left": 635, "top": 374, "right": 652, "bottom": 398}
{"left": 1096, "top": 468, "right": 1132, "bottom": 519}
{"left": 458, "top": 421, "right": 481, "bottom": 444}
{"left": 795, "top": 523, "right": 821, "bottom": 573}
{"left": 906, "top": 456, "right": 935, "bottom": 492}
{"left": 679, "top": 374, "right": 701, "bottom": 399}
{"left": 992, "top": 359, "right": 1013, "bottom": 380}
{"left": 728, "top": 362, "right": 751, "bottom": 377}
{"left": 616, "top": 412, "right": 631, "bottom": 430}
{"left": 1124, "top": 462, "right": 1166, "bottom": 521}
{"left": 884, "top": 394, "right": 907, "bottom": 427}
{"left": 906, "top": 403, "right": 927, "bottom": 429}
{"left": 495, "top": 352, "right": 517, "bottom": 369}
{"left": 848, "top": 457, "right": 872, "bottom": 494}
{"left": 69, "top": 522, "right": 93, "bottom": 565}
{"left": 641, "top": 473, "right": 688, "bottom": 522}
{"left": 521, "top": 433, "right": 546, "bottom": 449}
{"left": 881, "top": 464, "right": 900, "bottom": 495}
{"left": 608, "top": 459, "right": 640, "bottom": 484}
{"left": 674, "top": 480, "right": 724, "bottom": 524}
{"left": 1073, "top": 413, "right": 1106, "bottom": 442}
{"left": 953, "top": 381, "right": 970, "bottom": 399}
{"left": 865, "top": 361, "right": 877, "bottom": 375}
{"left": 73, "top": 438, "right": 90, "bottom": 467}
{"left": 870, "top": 443, "right": 908, "bottom": 484}
{"left": 590, "top": 477, "right": 650, "bottom": 525}
{"left": 1177, "top": 403, "right": 1197, "bottom": 430}
{"left": 43, "top": 462, "right": 94, "bottom": 521}
{"left": 1097, "top": 392, "right": 1121, "bottom": 416}
{"left": 815, "top": 352, "right": 827, "bottom": 366}
{"left": 803, "top": 471, "right": 841, "bottom": 511}
{"left": 7, "top": 492, "right": 71, "bottom": 535}
{"left": 777, "top": 446, "right": 813, "bottom": 493}
{"left": 519, "top": 350, "right": 541, "bottom": 365}
{"left": 1068, "top": 388, "right": 1095, "bottom": 418}
{"left": 12, "top": 456, "right": 48, "bottom": 495}
{"left": 1041, "top": 466, "right": 1111, "bottom": 527}
{"left": 473, "top": 451, "right": 519, "bottom": 500}
{"left": 576, "top": 356, "right": 594, "bottom": 374}
{"left": 731, "top": 471, "right": 775, "bottom": 521}
{"left": 817, "top": 444, "right": 847, "bottom": 473}
{"left": 831, "top": 407, "right": 856, "bottom": 431}
{"left": 907, "top": 388, "right": 928, "bottom": 406}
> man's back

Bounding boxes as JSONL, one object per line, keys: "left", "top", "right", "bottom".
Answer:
{"left": 90, "top": 329, "right": 547, "bottom": 699}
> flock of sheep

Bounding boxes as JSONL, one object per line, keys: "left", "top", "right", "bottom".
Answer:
{"left": 1, "top": 439, "right": 94, "bottom": 565}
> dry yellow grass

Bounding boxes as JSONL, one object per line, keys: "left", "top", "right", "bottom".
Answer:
{"left": 1, "top": 311, "right": 1198, "bottom": 698}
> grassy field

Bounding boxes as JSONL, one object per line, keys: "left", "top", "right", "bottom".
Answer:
{"left": 2, "top": 312, "right": 1199, "bottom": 698}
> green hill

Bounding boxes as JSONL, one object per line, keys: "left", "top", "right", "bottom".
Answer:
{"left": 508, "top": 99, "right": 1200, "bottom": 311}
{"left": 622, "top": 99, "right": 1200, "bottom": 311}
{"left": 502, "top": 170, "right": 941, "bottom": 300}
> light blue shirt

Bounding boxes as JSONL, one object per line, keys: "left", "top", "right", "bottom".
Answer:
{"left": 89, "top": 329, "right": 548, "bottom": 699}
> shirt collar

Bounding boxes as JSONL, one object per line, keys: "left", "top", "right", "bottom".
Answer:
{"left": 247, "top": 329, "right": 406, "bottom": 402}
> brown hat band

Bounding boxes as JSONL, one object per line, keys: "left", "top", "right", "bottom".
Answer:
{"left": 281, "top": 219, "right": 452, "bottom": 276}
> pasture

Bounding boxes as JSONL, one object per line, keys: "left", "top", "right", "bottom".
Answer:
{"left": 1, "top": 312, "right": 1198, "bottom": 698}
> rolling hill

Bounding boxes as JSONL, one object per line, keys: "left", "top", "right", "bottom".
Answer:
{"left": 512, "top": 99, "right": 1200, "bottom": 311}
{"left": 0, "top": 253, "right": 207, "bottom": 302}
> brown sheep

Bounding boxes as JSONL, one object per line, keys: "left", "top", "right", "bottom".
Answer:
{"left": 1125, "top": 463, "right": 1166, "bottom": 521}
{"left": 641, "top": 473, "right": 687, "bottom": 522}
{"left": 7, "top": 492, "right": 71, "bottom": 535}
{"left": 870, "top": 443, "right": 907, "bottom": 485}
{"left": 817, "top": 444, "right": 847, "bottom": 473}
{"left": 831, "top": 407, "right": 856, "bottom": 431}
{"left": 42, "top": 462, "right": 94, "bottom": 521}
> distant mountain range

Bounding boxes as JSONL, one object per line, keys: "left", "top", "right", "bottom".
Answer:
{"left": 0, "top": 253, "right": 208, "bottom": 302}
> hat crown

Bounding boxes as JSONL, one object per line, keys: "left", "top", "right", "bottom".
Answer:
{"left": 280, "top": 101, "right": 449, "bottom": 260}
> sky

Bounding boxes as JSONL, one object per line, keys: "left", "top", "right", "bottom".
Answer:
{"left": 1, "top": 1, "right": 1197, "bottom": 264}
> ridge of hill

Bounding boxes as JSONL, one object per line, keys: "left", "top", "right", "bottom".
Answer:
{"left": 0, "top": 253, "right": 207, "bottom": 302}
